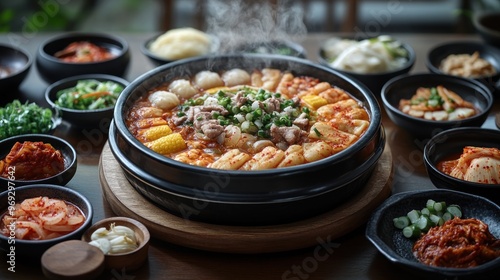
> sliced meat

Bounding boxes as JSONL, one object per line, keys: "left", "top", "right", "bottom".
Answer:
{"left": 270, "top": 124, "right": 304, "bottom": 146}
{"left": 201, "top": 120, "right": 224, "bottom": 139}
{"left": 292, "top": 113, "right": 309, "bottom": 130}
{"left": 263, "top": 97, "right": 282, "bottom": 113}
{"left": 234, "top": 91, "right": 248, "bottom": 107}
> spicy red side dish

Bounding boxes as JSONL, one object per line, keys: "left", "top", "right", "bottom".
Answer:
{"left": 0, "top": 141, "right": 65, "bottom": 180}
{"left": 413, "top": 218, "right": 500, "bottom": 268}
{"left": 0, "top": 196, "right": 86, "bottom": 240}
{"left": 437, "top": 146, "right": 500, "bottom": 184}
{"left": 54, "top": 41, "right": 115, "bottom": 63}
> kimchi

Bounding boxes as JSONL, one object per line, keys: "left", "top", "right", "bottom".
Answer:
{"left": 413, "top": 218, "right": 500, "bottom": 268}
{"left": 54, "top": 41, "right": 115, "bottom": 63}
{"left": 0, "top": 196, "right": 85, "bottom": 240}
{"left": 437, "top": 146, "right": 500, "bottom": 184}
{"left": 0, "top": 141, "right": 65, "bottom": 180}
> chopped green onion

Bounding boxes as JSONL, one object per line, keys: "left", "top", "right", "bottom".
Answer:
{"left": 0, "top": 100, "right": 55, "bottom": 139}
{"left": 416, "top": 216, "right": 432, "bottom": 231}
{"left": 403, "top": 225, "right": 421, "bottom": 238}
{"left": 407, "top": 209, "right": 421, "bottom": 224}
{"left": 394, "top": 199, "right": 463, "bottom": 239}
{"left": 446, "top": 205, "right": 462, "bottom": 218}
{"left": 393, "top": 216, "right": 410, "bottom": 229}
{"left": 313, "top": 127, "right": 322, "bottom": 137}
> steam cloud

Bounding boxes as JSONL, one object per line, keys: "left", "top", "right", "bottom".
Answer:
{"left": 205, "top": 0, "right": 308, "bottom": 53}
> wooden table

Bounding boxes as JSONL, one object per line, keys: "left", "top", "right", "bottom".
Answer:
{"left": 1, "top": 32, "right": 497, "bottom": 280}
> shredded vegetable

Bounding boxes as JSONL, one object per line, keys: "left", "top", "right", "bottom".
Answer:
{"left": 55, "top": 79, "right": 124, "bottom": 110}
{"left": 0, "top": 100, "right": 54, "bottom": 140}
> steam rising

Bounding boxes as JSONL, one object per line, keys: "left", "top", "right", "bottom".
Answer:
{"left": 205, "top": 0, "right": 308, "bottom": 53}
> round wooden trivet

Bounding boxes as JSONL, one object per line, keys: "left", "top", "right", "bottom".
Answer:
{"left": 99, "top": 142, "right": 393, "bottom": 254}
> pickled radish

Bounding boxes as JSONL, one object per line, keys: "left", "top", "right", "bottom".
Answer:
{"left": 0, "top": 196, "right": 86, "bottom": 240}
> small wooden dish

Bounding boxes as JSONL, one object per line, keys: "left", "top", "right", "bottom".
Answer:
{"left": 82, "top": 217, "right": 150, "bottom": 272}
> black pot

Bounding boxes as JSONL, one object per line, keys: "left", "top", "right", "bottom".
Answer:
{"left": 112, "top": 54, "right": 383, "bottom": 225}
{"left": 110, "top": 122, "right": 385, "bottom": 225}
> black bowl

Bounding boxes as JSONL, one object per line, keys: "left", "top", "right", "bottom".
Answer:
{"left": 423, "top": 127, "right": 500, "bottom": 202}
{"left": 112, "top": 54, "right": 383, "bottom": 225}
{"left": 473, "top": 12, "right": 500, "bottom": 48}
{"left": 45, "top": 74, "right": 129, "bottom": 127}
{"left": 318, "top": 37, "right": 415, "bottom": 96}
{"left": 426, "top": 41, "right": 500, "bottom": 92}
{"left": 0, "top": 184, "right": 93, "bottom": 259}
{"left": 0, "top": 134, "right": 77, "bottom": 188}
{"left": 232, "top": 40, "right": 307, "bottom": 58}
{"left": 366, "top": 189, "right": 500, "bottom": 279}
{"left": 381, "top": 73, "right": 493, "bottom": 140}
{"left": 141, "top": 33, "right": 219, "bottom": 66}
{"left": 0, "top": 43, "right": 32, "bottom": 90}
{"left": 36, "top": 33, "right": 130, "bottom": 84}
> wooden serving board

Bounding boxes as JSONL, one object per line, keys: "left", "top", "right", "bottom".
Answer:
{"left": 99, "top": 142, "right": 393, "bottom": 254}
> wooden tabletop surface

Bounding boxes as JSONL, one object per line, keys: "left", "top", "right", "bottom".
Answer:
{"left": 1, "top": 32, "right": 498, "bottom": 280}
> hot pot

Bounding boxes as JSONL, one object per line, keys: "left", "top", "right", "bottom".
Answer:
{"left": 111, "top": 54, "right": 384, "bottom": 225}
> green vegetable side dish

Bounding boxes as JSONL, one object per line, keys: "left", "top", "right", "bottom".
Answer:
{"left": 0, "top": 100, "right": 55, "bottom": 140}
{"left": 55, "top": 79, "right": 124, "bottom": 110}
{"left": 393, "top": 199, "right": 462, "bottom": 239}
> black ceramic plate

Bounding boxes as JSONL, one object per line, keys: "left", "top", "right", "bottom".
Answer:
{"left": 366, "top": 189, "right": 500, "bottom": 279}
{"left": 0, "top": 134, "right": 77, "bottom": 188}
{"left": 381, "top": 73, "right": 493, "bottom": 140}
{"left": 426, "top": 41, "right": 500, "bottom": 93}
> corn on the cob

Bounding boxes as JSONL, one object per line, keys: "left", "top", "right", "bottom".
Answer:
{"left": 301, "top": 94, "right": 328, "bottom": 110}
{"left": 138, "top": 125, "right": 172, "bottom": 142}
{"left": 145, "top": 133, "right": 186, "bottom": 154}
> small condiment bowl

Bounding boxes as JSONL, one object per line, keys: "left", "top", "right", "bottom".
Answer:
{"left": 318, "top": 36, "right": 415, "bottom": 96}
{"left": 82, "top": 217, "right": 150, "bottom": 272}
{"left": 141, "top": 32, "right": 220, "bottom": 66}
{"left": 36, "top": 32, "right": 130, "bottom": 84}
{"left": 0, "top": 43, "right": 32, "bottom": 90}
{"left": 473, "top": 12, "right": 500, "bottom": 48}
{"left": 426, "top": 41, "right": 500, "bottom": 93}
{"left": 232, "top": 40, "right": 307, "bottom": 58}
{"left": 381, "top": 73, "right": 493, "bottom": 140}
{"left": 423, "top": 127, "right": 500, "bottom": 202}
{"left": 0, "top": 134, "right": 77, "bottom": 187}
{"left": 0, "top": 184, "right": 93, "bottom": 259}
{"left": 45, "top": 74, "right": 129, "bottom": 127}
